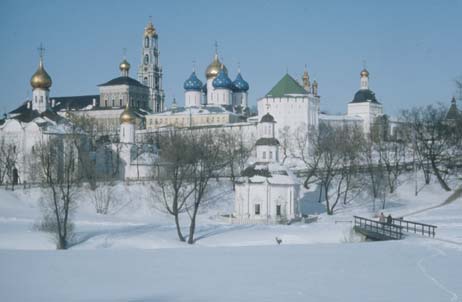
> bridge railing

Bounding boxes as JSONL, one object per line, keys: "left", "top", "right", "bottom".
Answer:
{"left": 353, "top": 216, "right": 404, "bottom": 240}
{"left": 392, "top": 218, "right": 437, "bottom": 238}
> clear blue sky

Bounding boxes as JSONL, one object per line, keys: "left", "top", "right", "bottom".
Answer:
{"left": 1, "top": 0, "right": 461, "bottom": 116}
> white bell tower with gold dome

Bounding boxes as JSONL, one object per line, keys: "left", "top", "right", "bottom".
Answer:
{"left": 137, "top": 18, "right": 165, "bottom": 113}
{"left": 30, "top": 46, "right": 52, "bottom": 113}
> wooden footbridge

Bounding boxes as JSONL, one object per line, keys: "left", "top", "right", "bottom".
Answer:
{"left": 353, "top": 216, "right": 437, "bottom": 241}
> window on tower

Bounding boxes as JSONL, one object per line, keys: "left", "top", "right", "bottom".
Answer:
{"left": 144, "top": 55, "right": 149, "bottom": 65}
{"left": 145, "top": 37, "right": 149, "bottom": 48}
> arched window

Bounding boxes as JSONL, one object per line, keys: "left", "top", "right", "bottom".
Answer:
{"left": 145, "top": 37, "right": 150, "bottom": 48}
{"left": 144, "top": 55, "right": 149, "bottom": 65}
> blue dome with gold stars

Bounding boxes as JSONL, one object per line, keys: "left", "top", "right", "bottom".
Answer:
{"left": 212, "top": 68, "right": 233, "bottom": 90}
{"left": 184, "top": 71, "right": 203, "bottom": 91}
{"left": 232, "top": 73, "right": 249, "bottom": 92}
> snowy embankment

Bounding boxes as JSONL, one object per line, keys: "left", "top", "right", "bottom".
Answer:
{"left": 0, "top": 177, "right": 461, "bottom": 301}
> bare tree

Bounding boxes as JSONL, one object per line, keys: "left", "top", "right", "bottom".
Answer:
{"left": 34, "top": 136, "right": 79, "bottom": 249}
{"left": 401, "top": 105, "right": 453, "bottom": 191}
{"left": 0, "top": 138, "right": 18, "bottom": 189}
{"left": 66, "top": 114, "right": 100, "bottom": 188}
{"left": 292, "top": 123, "right": 323, "bottom": 189}
{"left": 219, "top": 130, "right": 251, "bottom": 190}
{"left": 186, "top": 130, "right": 225, "bottom": 244}
{"left": 315, "top": 124, "right": 364, "bottom": 215}
{"left": 371, "top": 117, "right": 407, "bottom": 193}
{"left": 151, "top": 129, "right": 196, "bottom": 242}
{"left": 278, "top": 126, "right": 292, "bottom": 164}
{"left": 90, "top": 180, "right": 116, "bottom": 215}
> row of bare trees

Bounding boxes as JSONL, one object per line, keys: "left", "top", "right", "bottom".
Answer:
{"left": 287, "top": 102, "right": 461, "bottom": 215}
{"left": 400, "top": 104, "right": 462, "bottom": 192}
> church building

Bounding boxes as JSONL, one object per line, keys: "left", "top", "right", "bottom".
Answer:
{"left": 257, "top": 72, "right": 320, "bottom": 140}
{"left": 346, "top": 68, "right": 384, "bottom": 133}
{"left": 234, "top": 113, "right": 300, "bottom": 224}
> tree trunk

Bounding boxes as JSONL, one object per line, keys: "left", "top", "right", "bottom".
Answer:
{"left": 430, "top": 158, "right": 451, "bottom": 191}
{"left": 174, "top": 213, "right": 185, "bottom": 242}
{"left": 57, "top": 236, "right": 66, "bottom": 250}
{"left": 187, "top": 205, "right": 199, "bottom": 244}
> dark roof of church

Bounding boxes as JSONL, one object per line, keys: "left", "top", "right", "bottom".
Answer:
{"left": 255, "top": 137, "right": 280, "bottom": 146}
{"left": 260, "top": 113, "right": 275, "bottom": 123}
{"left": 266, "top": 74, "right": 307, "bottom": 97}
{"left": 98, "top": 76, "right": 147, "bottom": 88}
{"left": 9, "top": 95, "right": 100, "bottom": 115}
{"left": 51, "top": 95, "right": 100, "bottom": 111}
{"left": 9, "top": 107, "right": 65, "bottom": 124}
{"left": 351, "top": 89, "right": 381, "bottom": 104}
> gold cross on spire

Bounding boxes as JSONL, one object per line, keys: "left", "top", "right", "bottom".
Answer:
{"left": 37, "top": 43, "right": 45, "bottom": 59}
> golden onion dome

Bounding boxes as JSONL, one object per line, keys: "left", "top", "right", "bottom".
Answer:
{"left": 360, "top": 68, "right": 369, "bottom": 77}
{"left": 205, "top": 53, "right": 227, "bottom": 79}
{"left": 119, "top": 59, "right": 130, "bottom": 72}
{"left": 30, "top": 58, "right": 52, "bottom": 90}
{"left": 120, "top": 104, "right": 136, "bottom": 124}
{"left": 144, "top": 21, "right": 157, "bottom": 37}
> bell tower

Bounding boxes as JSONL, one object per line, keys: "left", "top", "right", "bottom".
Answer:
{"left": 137, "top": 17, "right": 165, "bottom": 113}
{"left": 30, "top": 45, "right": 52, "bottom": 113}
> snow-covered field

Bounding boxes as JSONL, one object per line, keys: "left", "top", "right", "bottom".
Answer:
{"left": 0, "top": 177, "right": 461, "bottom": 301}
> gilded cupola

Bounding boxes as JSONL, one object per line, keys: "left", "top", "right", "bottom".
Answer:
{"left": 120, "top": 104, "right": 136, "bottom": 124}
{"left": 205, "top": 53, "right": 227, "bottom": 79}
{"left": 30, "top": 57, "right": 52, "bottom": 90}
{"left": 360, "top": 68, "right": 369, "bottom": 77}
{"left": 144, "top": 20, "right": 157, "bottom": 37}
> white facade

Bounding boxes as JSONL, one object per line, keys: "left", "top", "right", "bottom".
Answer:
{"left": 32, "top": 88, "right": 50, "bottom": 113}
{"left": 347, "top": 102, "right": 383, "bottom": 133}
{"left": 210, "top": 88, "right": 232, "bottom": 106}
{"left": 258, "top": 94, "right": 320, "bottom": 140}
{"left": 234, "top": 178, "right": 299, "bottom": 224}
{"left": 185, "top": 90, "right": 201, "bottom": 107}
{"left": 234, "top": 113, "right": 300, "bottom": 224}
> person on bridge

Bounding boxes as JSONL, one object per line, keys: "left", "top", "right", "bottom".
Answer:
{"left": 379, "top": 212, "right": 386, "bottom": 223}
{"left": 387, "top": 214, "right": 393, "bottom": 225}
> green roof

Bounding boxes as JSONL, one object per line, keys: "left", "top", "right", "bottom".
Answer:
{"left": 266, "top": 73, "right": 307, "bottom": 97}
